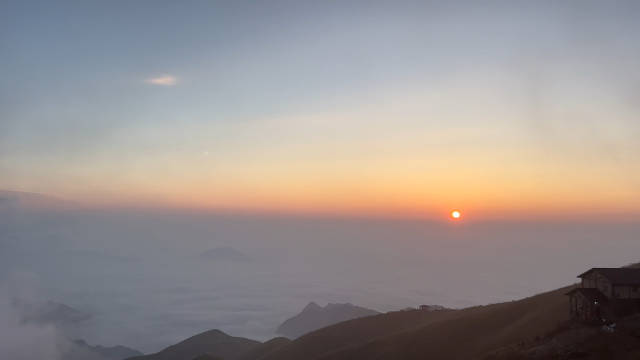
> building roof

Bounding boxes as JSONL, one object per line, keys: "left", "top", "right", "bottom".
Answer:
{"left": 578, "top": 268, "right": 640, "bottom": 285}
{"left": 566, "top": 287, "right": 609, "bottom": 303}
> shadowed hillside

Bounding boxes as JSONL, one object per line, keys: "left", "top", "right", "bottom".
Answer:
{"left": 121, "top": 267, "right": 640, "bottom": 360}
{"left": 192, "top": 355, "right": 223, "bottom": 360}
{"left": 126, "top": 330, "right": 258, "bottom": 360}
{"left": 233, "top": 337, "right": 291, "bottom": 360}
{"left": 484, "top": 314, "right": 640, "bottom": 359}
{"left": 259, "top": 286, "right": 572, "bottom": 360}
{"left": 130, "top": 286, "right": 572, "bottom": 360}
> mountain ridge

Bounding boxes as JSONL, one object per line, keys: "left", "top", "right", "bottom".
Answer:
{"left": 126, "top": 329, "right": 259, "bottom": 360}
{"left": 276, "top": 302, "right": 380, "bottom": 339}
{"left": 122, "top": 282, "right": 640, "bottom": 360}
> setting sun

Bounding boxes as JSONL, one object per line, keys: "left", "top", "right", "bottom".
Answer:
{"left": 451, "top": 210, "right": 462, "bottom": 220}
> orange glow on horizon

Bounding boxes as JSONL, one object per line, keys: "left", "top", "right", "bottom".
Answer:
{"left": 52, "top": 182, "right": 640, "bottom": 223}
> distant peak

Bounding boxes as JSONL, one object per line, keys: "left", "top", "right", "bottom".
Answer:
{"left": 73, "top": 339, "right": 88, "bottom": 346}
{"left": 203, "top": 329, "right": 227, "bottom": 336}
{"left": 200, "top": 247, "right": 249, "bottom": 262}
{"left": 303, "top": 302, "right": 322, "bottom": 311}
{"left": 277, "top": 301, "right": 380, "bottom": 338}
{"left": 181, "top": 329, "right": 230, "bottom": 342}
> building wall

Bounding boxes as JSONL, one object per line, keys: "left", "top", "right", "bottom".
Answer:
{"left": 570, "top": 293, "right": 604, "bottom": 322}
{"left": 613, "top": 285, "right": 640, "bottom": 299}
{"left": 582, "top": 272, "right": 613, "bottom": 298}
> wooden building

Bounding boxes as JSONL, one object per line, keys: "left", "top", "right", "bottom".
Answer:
{"left": 567, "top": 268, "right": 640, "bottom": 322}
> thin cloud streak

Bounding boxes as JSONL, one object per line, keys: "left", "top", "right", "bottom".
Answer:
{"left": 145, "top": 74, "right": 178, "bottom": 86}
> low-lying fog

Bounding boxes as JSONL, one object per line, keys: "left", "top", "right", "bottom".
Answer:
{"left": 1, "top": 199, "right": 639, "bottom": 354}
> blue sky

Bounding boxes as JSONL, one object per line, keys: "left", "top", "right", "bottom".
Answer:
{"left": 1, "top": 1, "right": 640, "bottom": 218}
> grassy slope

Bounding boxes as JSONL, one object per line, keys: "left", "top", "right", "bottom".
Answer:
{"left": 260, "top": 286, "right": 573, "bottom": 360}
{"left": 261, "top": 307, "right": 462, "bottom": 360}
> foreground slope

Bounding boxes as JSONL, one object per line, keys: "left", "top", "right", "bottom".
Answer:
{"left": 261, "top": 306, "right": 459, "bottom": 360}
{"left": 485, "top": 314, "right": 640, "bottom": 359}
{"left": 260, "top": 286, "right": 572, "bottom": 360}
{"left": 127, "top": 329, "right": 259, "bottom": 360}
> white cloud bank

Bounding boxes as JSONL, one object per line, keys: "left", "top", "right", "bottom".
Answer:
{"left": 0, "top": 274, "right": 61, "bottom": 360}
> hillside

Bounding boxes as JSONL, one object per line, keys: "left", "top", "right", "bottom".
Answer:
{"left": 484, "top": 314, "right": 640, "bottom": 359}
{"left": 126, "top": 330, "right": 259, "bottom": 360}
{"left": 262, "top": 306, "right": 459, "bottom": 359}
{"left": 259, "top": 286, "right": 572, "bottom": 360}
{"left": 121, "top": 283, "right": 640, "bottom": 360}
{"left": 233, "top": 337, "right": 291, "bottom": 360}
{"left": 131, "top": 286, "right": 571, "bottom": 360}
{"left": 276, "top": 302, "right": 380, "bottom": 338}
{"left": 122, "top": 264, "right": 640, "bottom": 360}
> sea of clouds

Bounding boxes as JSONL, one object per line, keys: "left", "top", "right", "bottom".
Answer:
{"left": 2, "top": 204, "right": 639, "bottom": 355}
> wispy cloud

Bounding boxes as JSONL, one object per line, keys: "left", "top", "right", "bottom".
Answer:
{"left": 145, "top": 74, "right": 178, "bottom": 86}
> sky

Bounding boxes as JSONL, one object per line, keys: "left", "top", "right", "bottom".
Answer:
{"left": 2, "top": 1, "right": 640, "bottom": 219}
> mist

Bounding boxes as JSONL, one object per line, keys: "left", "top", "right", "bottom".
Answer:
{"left": 2, "top": 199, "right": 639, "bottom": 354}
{"left": 0, "top": 274, "right": 60, "bottom": 360}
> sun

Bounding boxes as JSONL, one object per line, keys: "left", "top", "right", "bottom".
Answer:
{"left": 450, "top": 210, "right": 462, "bottom": 220}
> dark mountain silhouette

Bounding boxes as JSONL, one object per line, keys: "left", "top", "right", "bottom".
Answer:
{"left": 126, "top": 333, "right": 289, "bottom": 360}
{"left": 126, "top": 329, "right": 259, "bottom": 360}
{"left": 276, "top": 302, "right": 380, "bottom": 338}
{"left": 200, "top": 247, "right": 250, "bottom": 262}
{"left": 233, "top": 337, "right": 291, "bottom": 360}
{"left": 191, "top": 355, "right": 223, "bottom": 360}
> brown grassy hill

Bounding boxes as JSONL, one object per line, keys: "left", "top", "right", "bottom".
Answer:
{"left": 127, "top": 329, "right": 259, "bottom": 360}
{"left": 261, "top": 306, "right": 460, "bottom": 360}
{"left": 260, "top": 286, "right": 573, "bottom": 360}
{"left": 484, "top": 314, "right": 640, "bottom": 359}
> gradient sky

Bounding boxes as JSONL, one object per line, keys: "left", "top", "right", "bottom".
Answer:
{"left": 1, "top": 1, "right": 640, "bottom": 219}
